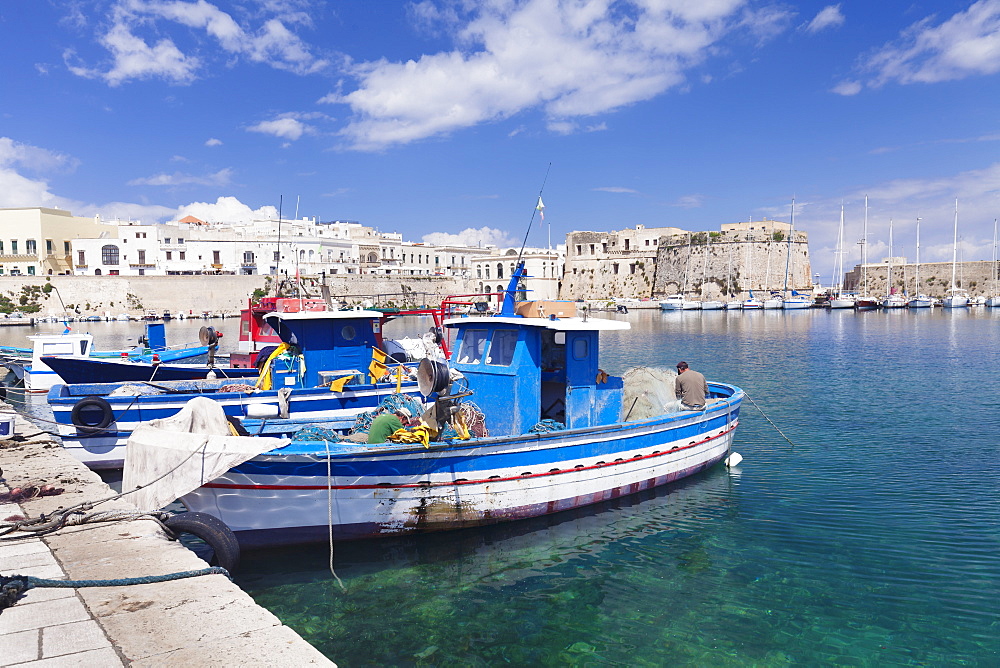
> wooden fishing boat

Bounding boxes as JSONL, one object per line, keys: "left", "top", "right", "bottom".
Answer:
{"left": 124, "top": 263, "right": 745, "bottom": 546}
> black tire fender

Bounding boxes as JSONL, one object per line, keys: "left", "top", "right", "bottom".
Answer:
{"left": 70, "top": 396, "right": 114, "bottom": 434}
{"left": 164, "top": 512, "right": 241, "bottom": 573}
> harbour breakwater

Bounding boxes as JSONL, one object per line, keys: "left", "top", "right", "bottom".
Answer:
{"left": 0, "top": 274, "right": 470, "bottom": 316}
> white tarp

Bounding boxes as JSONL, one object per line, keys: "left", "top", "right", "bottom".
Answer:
{"left": 122, "top": 396, "right": 289, "bottom": 511}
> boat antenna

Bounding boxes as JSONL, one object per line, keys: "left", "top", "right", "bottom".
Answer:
{"left": 276, "top": 195, "right": 283, "bottom": 296}
{"left": 516, "top": 162, "right": 552, "bottom": 266}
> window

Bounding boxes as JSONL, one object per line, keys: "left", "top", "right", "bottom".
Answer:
{"left": 457, "top": 329, "right": 488, "bottom": 364}
{"left": 10, "top": 240, "right": 17, "bottom": 254}
{"left": 572, "top": 337, "right": 589, "bottom": 360}
{"left": 78, "top": 250, "right": 85, "bottom": 265}
{"left": 624, "top": 239, "right": 630, "bottom": 250}
{"left": 213, "top": 250, "right": 221, "bottom": 264}
{"left": 485, "top": 266, "right": 490, "bottom": 279}
{"left": 64, "top": 241, "right": 71, "bottom": 253}
{"left": 101, "top": 245, "right": 119, "bottom": 265}
{"left": 0, "top": 241, "right": 4, "bottom": 253}
{"left": 46, "top": 240, "right": 54, "bottom": 254}
{"left": 613, "top": 263, "right": 619, "bottom": 274}
{"left": 645, "top": 239, "right": 650, "bottom": 246}
{"left": 630, "top": 264, "right": 636, "bottom": 274}
{"left": 27, "top": 266, "right": 35, "bottom": 275}
{"left": 487, "top": 329, "right": 518, "bottom": 366}
{"left": 179, "top": 251, "right": 185, "bottom": 260}
{"left": 243, "top": 251, "right": 255, "bottom": 264}
{"left": 589, "top": 244, "right": 595, "bottom": 254}
{"left": 137, "top": 250, "right": 146, "bottom": 264}
{"left": 576, "top": 244, "right": 582, "bottom": 254}
{"left": 166, "top": 251, "right": 172, "bottom": 260}
{"left": 497, "top": 263, "right": 504, "bottom": 279}
{"left": 177, "top": 238, "right": 185, "bottom": 244}
{"left": 602, "top": 243, "right": 607, "bottom": 253}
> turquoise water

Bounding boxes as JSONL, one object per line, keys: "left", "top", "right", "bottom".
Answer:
{"left": 233, "top": 308, "right": 1000, "bottom": 665}
{"left": 5, "top": 312, "right": 998, "bottom": 664}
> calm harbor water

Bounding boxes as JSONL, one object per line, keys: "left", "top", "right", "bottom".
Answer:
{"left": 4, "top": 310, "right": 1000, "bottom": 664}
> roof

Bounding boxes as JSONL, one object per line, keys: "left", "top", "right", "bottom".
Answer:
{"left": 264, "top": 309, "right": 383, "bottom": 322}
{"left": 177, "top": 215, "right": 206, "bottom": 224}
{"left": 443, "top": 315, "right": 630, "bottom": 332}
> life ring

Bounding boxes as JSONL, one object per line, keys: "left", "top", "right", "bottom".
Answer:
{"left": 164, "top": 512, "right": 241, "bottom": 573}
{"left": 70, "top": 396, "right": 114, "bottom": 434}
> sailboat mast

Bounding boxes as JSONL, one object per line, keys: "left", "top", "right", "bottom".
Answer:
{"left": 862, "top": 196, "right": 869, "bottom": 296}
{"left": 951, "top": 199, "right": 959, "bottom": 292}
{"left": 783, "top": 198, "right": 794, "bottom": 294}
{"left": 832, "top": 204, "right": 844, "bottom": 292}
{"left": 993, "top": 218, "right": 999, "bottom": 296}
{"left": 887, "top": 218, "right": 894, "bottom": 295}
{"left": 915, "top": 217, "right": 921, "bottom": 295}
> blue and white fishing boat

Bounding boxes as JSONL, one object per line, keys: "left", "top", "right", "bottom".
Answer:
{"left": 48, "top": 309, "right": 434, "bottom": 469}
{"left": 124, "top": 263, "right": 745, "bottom": 547}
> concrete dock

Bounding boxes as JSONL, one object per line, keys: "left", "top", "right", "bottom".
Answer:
{"left": 0, "top": 406, "right": 334, "bottom": 667}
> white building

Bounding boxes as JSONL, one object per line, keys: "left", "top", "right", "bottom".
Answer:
{"left": 0, "top": 207, "right": 108, "bottom": 276}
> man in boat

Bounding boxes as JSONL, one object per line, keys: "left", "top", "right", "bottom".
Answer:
{"left": 367, "top": 407, "right": 415, "bottom": 444}
{"left": 675, "top": 361, "right": 708, "bottom": 411}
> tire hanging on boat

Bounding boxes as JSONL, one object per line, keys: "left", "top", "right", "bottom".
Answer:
{"left": 70, "top": 396, "right": 114, "bottom": 434}
{"left": 164, "top": 512, "right": 241, "bottom": 573}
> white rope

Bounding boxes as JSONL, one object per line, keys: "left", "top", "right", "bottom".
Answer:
{"left": 324, "top": 439, "right": 346, "bottom": 591}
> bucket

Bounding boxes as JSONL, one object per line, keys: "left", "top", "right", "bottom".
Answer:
{"left": 0, "top": 415, "right": 15, "bottom": 440}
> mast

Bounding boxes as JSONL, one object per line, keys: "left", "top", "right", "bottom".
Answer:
{"left": 915, "top": 216, "right": 922, "bottom": 296}
{"left": 832, "top": 204, "right": 845, "bottom": 294}
{"left": 887, "top": 218, "right": 894, "bottom": 295}
{"left": 862, "top": 196, "right": 869, "bottom": 296}
{"left": 783, "top": 198, "right": 794, "bottom": 295}
{"left": 993, "top": 218, "right": 999, "bottom": 296}
{"left": 950, "top": 199, "right": 959, "bottom": 292}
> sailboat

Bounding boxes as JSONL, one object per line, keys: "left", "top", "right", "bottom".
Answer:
{"left": 699, "top": 234, "right": 724, "bottom": 310}
{"left": 725, "top": 235, "right": 742, "bottom": 309}
{"left": 881, "top": 218, "right": 907, "bottom": 308}
{"left": 659, "top": 233, "right": 700, "bottom": 310}
{"left": 741, "top": 227, "right": 763, "bottom": 309}
{"left": 907, "top": 216, "right": 932, "bottom": 308}
{"left": 781, "top": 199, "right": 812, "bottom": 309}
{"left": 988, "top": 219, "right": 1000, "bottom": 307}
{"left": 855, "top": 196, "right": 879, "bottom": 310}
{"left": 943, "top": 199, "right": 969, "bottom": 308}
{"left": 829, "top": 204, "right": 856, "bottom": 309}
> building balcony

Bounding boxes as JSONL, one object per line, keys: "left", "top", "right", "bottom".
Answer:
{"left": 129, "top": 263, "right": 157, "bottom": 268}
{"left": 0, "top": 253, "right": 36, "bottom": 261}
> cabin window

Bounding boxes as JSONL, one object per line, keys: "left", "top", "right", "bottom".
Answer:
{"left": 487, "top": 329, "right": 518, "bottom": 366}
{"left": 572, "top": 337, "right": 589, "bottom": 360}
{"left": 341, "top": 325, "right": 356, "bottom": 341}
{"left": 457, "top": 329, "right": 488, "bottom": 364}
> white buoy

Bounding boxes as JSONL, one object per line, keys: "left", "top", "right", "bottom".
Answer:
{"left": 725, "top": 452, "right": 743, "bottom": 467}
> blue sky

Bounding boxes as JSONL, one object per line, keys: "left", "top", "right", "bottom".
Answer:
{"left": 2, "top": 0, "right": 999, "bottom": 282}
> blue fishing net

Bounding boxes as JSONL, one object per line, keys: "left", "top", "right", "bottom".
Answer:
{"left": 350, "top": 394, "right": 425, "bottom": 434}
{"left": 528, "top": 419, "right": 565, "bottom": 433}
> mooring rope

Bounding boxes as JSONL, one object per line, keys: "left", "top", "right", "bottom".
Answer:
{"left": 0, "top": 568, "right": 229, "bottom": 611}
{"left": 323, "top": 439, "right": 346, "bottom": 591}
{"left": 744, "top": 393, "right": 798, "bottom": 447}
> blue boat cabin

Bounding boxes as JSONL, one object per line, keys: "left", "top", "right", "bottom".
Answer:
{"left": 446, "top": 316, "right": 627, "bottom": 437}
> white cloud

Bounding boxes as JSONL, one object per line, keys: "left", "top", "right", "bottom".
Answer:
{"left": 593, "top": 186, "right": 639, "bottom": 194}
{"left": 65, "top": 23, "right": 200, "bottom": 86}
{"left": 65, "top": 0, "right": 329, "bottom": 86}
{"left": 422, "top": 226, "right": 517, "bottom": 248}
{"left": 673, "top": 194, "right": 705, "bottom": 208}
{"left": 328, "top": 0, "right": 786, "bottom": 150}
{"left": 248, "top": 117, "right": 310, "bottom": 140}
{"left": 175, "top": 196, "right": 278, "bottom": 224}
{"left": 831, "top": 79, "right": 862, "bottom": 96}
{"left": 853, "top": 0, "right": 1000, "bottom": 89}
{"left": 804, "top": 5, "right": 845, "bottom": 34}
{"left": 127, "top": 168, "right": 234, "bottom": 187}
{"left": 205, "top": 138, "right": 223, "bottom": 146}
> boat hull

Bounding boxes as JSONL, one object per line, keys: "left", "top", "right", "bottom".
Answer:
{"left": 41, "top": 356, "right": 259, "bottom": 384}
{"left": 49, "top": 380, "right": 424, "bottom": 469}
{"left": 179, "top": 386, "right": 743, "bottom": 546}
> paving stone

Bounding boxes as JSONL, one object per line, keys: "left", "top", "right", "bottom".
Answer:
{"left": 132, "top": 624, "right": 334, "bottom": 667}
{"left": 1, "top": 628, "right": 40, "bottom": 666}
{"left": 7, "top": 646, "right": 124, "bottom": 668}
{"left": 0, "top": 596, "right": 90, "bottom": 635}
{"left": 41, "top": 619, "right": 112, "bottom": 659}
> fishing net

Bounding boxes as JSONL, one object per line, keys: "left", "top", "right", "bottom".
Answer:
{"left": 349, "top": 393, "right": 425, "bottom": 435}
{"left": 621, "top": 366, "right": 682, "bottom": 421}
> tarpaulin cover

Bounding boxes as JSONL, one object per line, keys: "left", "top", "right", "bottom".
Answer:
{"left": 122, "top": 396, "right": 288, "bottom": 511}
